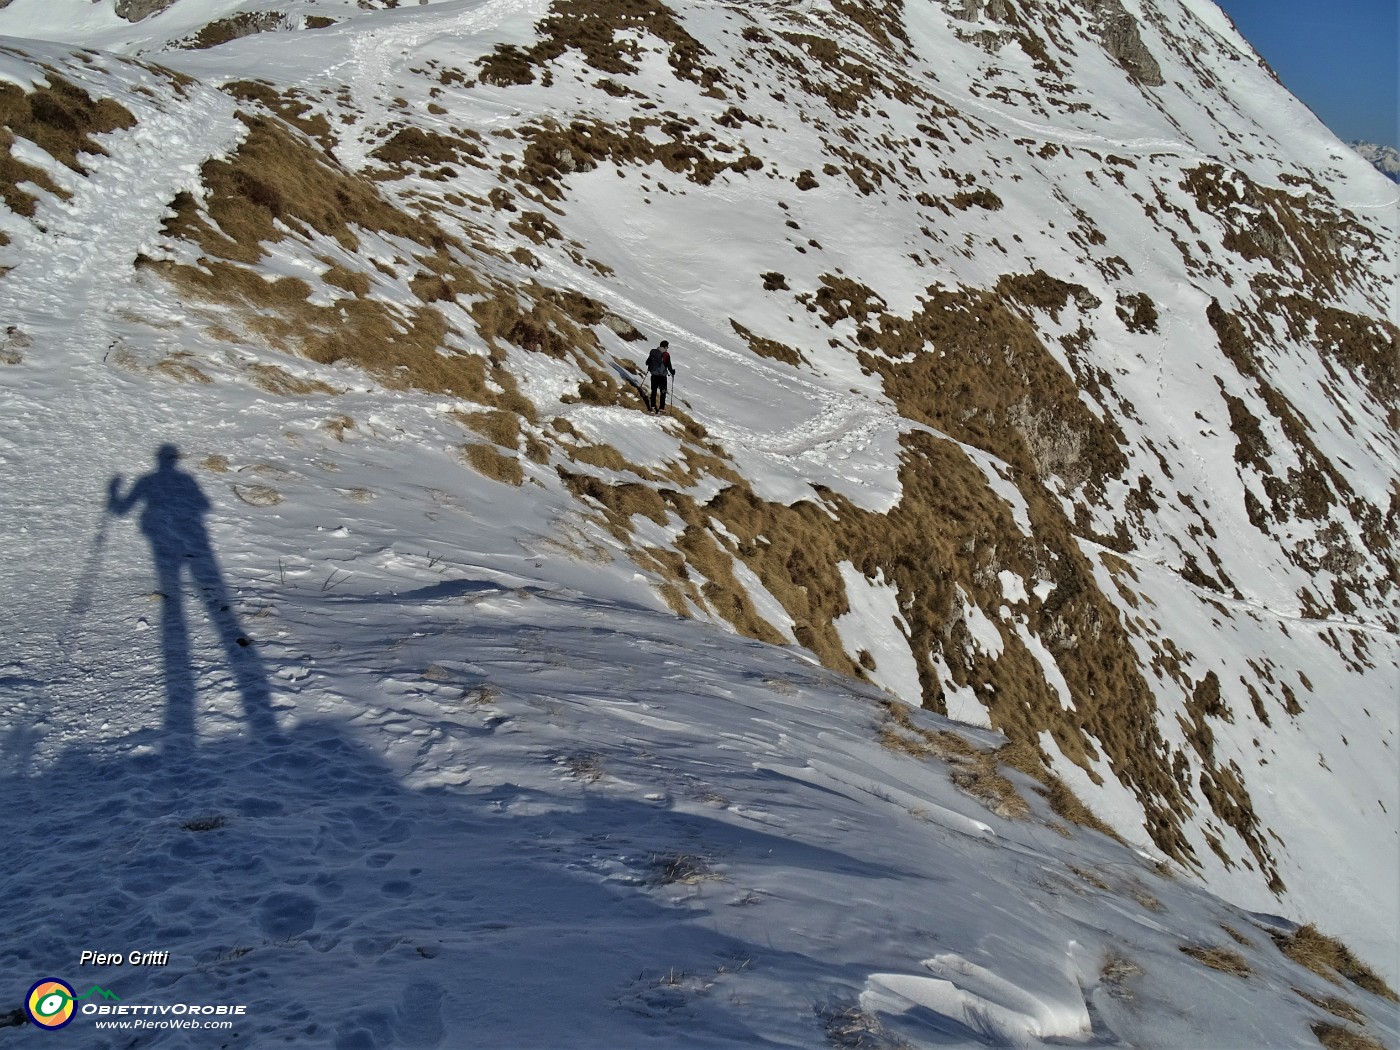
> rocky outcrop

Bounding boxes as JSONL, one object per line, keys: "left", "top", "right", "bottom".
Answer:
{"left": 1083, "top": 0, "right": 1164, "bottom": 85}
{"left": 114, "top": 0, "right": 178, "bottom": 23}
{"left": 946, "top": 0, "right": 1162, "bottom": 85}
{"left": 947, "top": 0, "right": 1013, "bottom": 20}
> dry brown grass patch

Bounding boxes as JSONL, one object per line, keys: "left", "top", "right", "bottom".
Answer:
{"left": 323, "top": 264, "right": 371, "bottom": 297}
{"left": 1180, "top": 944, "right": 1251, "bottom": 977}
{"left": 323, "top": 415, "right": 354, "bottom": 441}
{"left": 164, "top": 110, "right": 463, "bottom": 263}
{"left": 512, "top": 115, "right": 761, "bottom": 196}
{"left": 1266, "top": 294, "right": 1398, "bottom": 410}
{"left": 1100, "top": 954, "right": 1142, "bottom": 1000}
{"left": 0, "top": 125, "right": 66, "bottom": 215}
{"left": 1068, "top": 865, "right": 1110, "bottom": 891}
{"left": 1116, "top": 291, "right": 1160, "bottom": 333}
{"left": 1273, "top": 925, "right": 1398, "bottom": 1002}
{"left": 567, "top": 441, "right": 659, "bottom": 478}
{"left": 477, "top": 0, "right": 727, "bottom": 94}
{"left": 1183, "top": 164, "right": 1380, "bottom": 295}
{"left": 1295, "top": 989, "right": 1366, "bottom": 1026}
{"left": 461, "top": 443, "right": 523, "bottom": 487}
{"left": 701, "top": 484, "right": 860, "bottom": 677}
{"left": 471, "top": 285, "right": 598, "bottom": 367}
{"left": 371, "top": 126, "right": 486, "bottom": 175}
{"left": 1131, "top": 887, "right": 1163, "bottom": 912}
{"left": 997, "top": 740, "right": 1124, "bottom": 841}
{"left": 951, "top": 188, "right": 1003, "bottom": 211}
{"left": 731, "top": 319, "right": 804, "bottom": 366}
{"left": 561, "top": 472, "right": 670, "bottom": 537}
{"left": 651, "top": 852, "right": 720, "bottom": 886}
{"left": 156, "top": 352, "right": 212, "bottom": 384}
{"left": 147, "top": 252, "right": 508, "bottom": 410}
{"left": 851, "top": 276, "right": 1126, "bottom": 493}
{"left": 0, "top": 74, "right": 136, "bottom": 214}
{"left": 233, "top": 483, "right": 282, "bottom": 506}
{"left": 454, "top": 409, "right": 521, "bottom": 449}
{"left": 246, "top": 362, "right": 336, "bottom": 395}
{"left": 674, "top": 524, "right": 789, "bottom": 647}
{"left": 1221, "top": 923, "right": 1252, "bottom": 946}
{"left": 222, "top": 80, "right": 336, "bottom": 152}
{"left": 634, "top": 545, "right": 703, "bottom": 618}
{"left": 1311, "top": 1023, "right": 1386, "bottom": 1050}
{"left": 108, "top": 343, "right": 212, "bottom": 384}
{"left": 880, "top": 702, "right": 1031, "bottom": 819}
{"left": 0, "top": 74, "right": 136, "bottom": 171}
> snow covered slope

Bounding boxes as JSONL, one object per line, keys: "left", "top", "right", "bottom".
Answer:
{"left": 1, "top": 0, "right": 1397, "bottom": 1043}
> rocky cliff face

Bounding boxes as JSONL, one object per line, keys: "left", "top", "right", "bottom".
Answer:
{"left": 1, "top": 0, "right": 1396, "bottom": 977}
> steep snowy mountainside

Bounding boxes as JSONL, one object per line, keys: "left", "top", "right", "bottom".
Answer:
{"left": 1, "top": 0, "right": 1396, "bottom": 996}
{"left": 3, "top": 350, "right": 1396, "bottom": 1046}
{"left": 0, "top": 0, "right": 461, "bottom": 54}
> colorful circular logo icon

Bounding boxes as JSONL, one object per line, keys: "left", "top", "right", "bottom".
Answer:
{"left": 26, "top": 978, "right": 77, "bottom": 1030}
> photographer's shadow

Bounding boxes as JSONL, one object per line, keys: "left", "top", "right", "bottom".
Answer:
{"left": 109, "top": 444, "right": 278, "bottom": 752}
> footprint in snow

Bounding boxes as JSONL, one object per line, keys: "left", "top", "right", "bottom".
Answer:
{"left": 392, "top": 979, "right": 446, "bottom": 1047}
{"left": 257, "top": 890, "right": 318, "bottom": 940}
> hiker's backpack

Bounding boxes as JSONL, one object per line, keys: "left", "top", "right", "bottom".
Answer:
{"left": 646, "top": 347, "right": 669, "bottom": 376}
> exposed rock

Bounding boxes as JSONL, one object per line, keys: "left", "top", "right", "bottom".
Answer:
{"left": 1083, "top": 0, "right": 1165, "bottom": 86}
{"left": 947, "top": 0, "right": 1012, "bottom": 20}
{"left": 187, "top": 11, "right": 285, "bottom": 49}
{"left": 114, "top": 0, "right": 178, "bottom": 22}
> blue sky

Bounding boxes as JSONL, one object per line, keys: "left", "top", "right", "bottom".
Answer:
{"left": 1213, "top": 0, "right": 1398, "bottom": 147}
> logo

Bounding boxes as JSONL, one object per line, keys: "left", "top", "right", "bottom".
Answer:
{"left": 26, "top": 979, "right": 76, "bottom": 1030}
{"left": 25, "top": 979, "right": 120, "bottom": 1030}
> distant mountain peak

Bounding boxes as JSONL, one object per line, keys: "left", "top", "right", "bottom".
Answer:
{"left": 1351, "top": 140, "right": 1400, "bottom": 182}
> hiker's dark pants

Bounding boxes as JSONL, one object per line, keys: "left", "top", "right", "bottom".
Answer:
{"left": 649, "top": 374, "right": 669, "bottom": 410}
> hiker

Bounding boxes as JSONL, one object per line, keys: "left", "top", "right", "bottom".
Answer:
{"left": 644, "top": 339, "right": 676, "bottom": 413}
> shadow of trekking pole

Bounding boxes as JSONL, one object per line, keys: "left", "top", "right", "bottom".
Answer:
{"left": 6, "top": 504, "right": 114, "bottom": 795}
{"left": 609, "top": 358, "right": 651, "bottom": 410}
{"left": 66, "top": 508, "right": 112, "bottom": 630}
